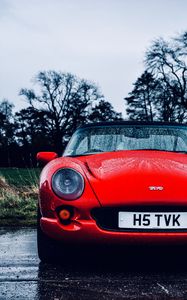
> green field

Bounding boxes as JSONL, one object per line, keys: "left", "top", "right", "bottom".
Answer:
{"left": 0, "top": 168, "right": 41, "bottom": 187}
{"left": 0, "top": 168, "right": 41, "bottom": 226}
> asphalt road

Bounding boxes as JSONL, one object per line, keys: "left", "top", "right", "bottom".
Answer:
{"left": 1, "top": 228, "right": 187, "bottom": 299}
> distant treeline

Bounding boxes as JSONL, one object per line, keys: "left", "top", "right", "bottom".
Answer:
{"left": 1, "top": 31, "right": 187, "bottom": 167}
{"left": 0, "top": 73, "right": 122, "bottom": 167}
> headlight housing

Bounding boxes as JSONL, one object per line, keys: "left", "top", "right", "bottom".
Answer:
{"left": 52, "top": 168, "right": 84, "bottom": 200}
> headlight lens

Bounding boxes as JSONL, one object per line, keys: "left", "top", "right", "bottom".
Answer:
{"left": 52, "top": 168, "right": 84, "bottom": 200}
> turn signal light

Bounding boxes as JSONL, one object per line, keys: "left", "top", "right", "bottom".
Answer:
{"left": 59, "top": 208, "right": 71, "bottom": 221}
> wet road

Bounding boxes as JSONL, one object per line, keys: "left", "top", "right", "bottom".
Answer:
{"left": 1, "top": 228, "right": 187, "bottom": 299}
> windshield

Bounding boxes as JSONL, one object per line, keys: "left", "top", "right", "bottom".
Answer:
{"left": 63, "top": 125, "right": 187, "bottom": 156}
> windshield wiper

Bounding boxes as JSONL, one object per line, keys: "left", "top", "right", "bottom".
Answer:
{"left": 128, "top": 149, "right": 187, "bottom": 154}
{"left": 114, "top": 148, "right": 187, "bottom": 154}
{"left": 65, "top": 151, "right": 104, "bottom": 157}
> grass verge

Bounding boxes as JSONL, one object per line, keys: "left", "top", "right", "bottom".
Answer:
{"left": 0, "top": 168, "right": 40, "bottom": 226}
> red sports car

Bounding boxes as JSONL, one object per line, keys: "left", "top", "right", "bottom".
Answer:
{"left": 37, "top": 121, "right": 187, "bottom": 262}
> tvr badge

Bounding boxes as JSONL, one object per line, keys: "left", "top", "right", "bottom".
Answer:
{"left": 149, "top": 186, "right": 164, "bottom": 191}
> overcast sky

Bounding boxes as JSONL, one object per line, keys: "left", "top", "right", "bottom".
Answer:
{"left": 0, "top": 0, "right": 187, "bottom": 115}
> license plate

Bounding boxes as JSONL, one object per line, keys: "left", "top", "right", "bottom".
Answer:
{"left": 118, "top": 212, "right": 187, "bottom": 229}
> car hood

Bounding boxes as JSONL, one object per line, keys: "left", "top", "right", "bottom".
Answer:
{"left": 82, "top": 150, "right": 187, "bottom": 207}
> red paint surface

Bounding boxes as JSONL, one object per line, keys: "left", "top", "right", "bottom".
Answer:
{"left": 39, "top": 150, "right": 187, "bottom": 244}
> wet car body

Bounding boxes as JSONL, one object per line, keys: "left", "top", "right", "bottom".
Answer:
{"left": 37, "top": 121, "right": 187, "bottom": 261}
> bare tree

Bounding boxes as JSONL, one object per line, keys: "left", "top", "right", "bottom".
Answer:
{"left": 20, "top": 71, "right": 103, "bottom": 154}
{"left": 125, "top": 32, "right": 187, "bottom": 123}
{"left": 145, "top": 36, "right": 187, "bottom": 110}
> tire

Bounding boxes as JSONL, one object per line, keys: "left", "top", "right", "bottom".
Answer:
{"left": 37, "top": 206, "right": 63, "bottom": 263}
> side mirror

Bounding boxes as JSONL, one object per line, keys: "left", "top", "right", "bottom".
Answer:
{"left": 36, "top": 152, "right": 58, "bottom": 165}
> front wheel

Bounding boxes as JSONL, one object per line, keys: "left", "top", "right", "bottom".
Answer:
{"left": 37, "top": 207, "right": 63, "bottom": 263}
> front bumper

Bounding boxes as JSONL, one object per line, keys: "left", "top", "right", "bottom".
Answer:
{"left": 40, "top": 217, "right": 187, "bottom": 245}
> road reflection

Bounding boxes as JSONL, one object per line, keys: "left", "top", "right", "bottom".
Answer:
{"left": 1, "top": 228, "right": 187, "bottom": 299}
{"left": 36, "top": 245, "right": 187, "bottom": 299}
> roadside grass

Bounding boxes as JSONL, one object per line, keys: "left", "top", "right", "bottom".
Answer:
{"left": 0, "top": 168, "right": 40, "bottom": 226}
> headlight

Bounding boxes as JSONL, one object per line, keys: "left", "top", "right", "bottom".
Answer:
{"left": 52, "top": 168, "right": 84, "bottom": 200}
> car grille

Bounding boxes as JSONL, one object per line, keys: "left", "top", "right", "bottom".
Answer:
{"left": 91, "top": 206, "right": 187, "bottom": 232}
